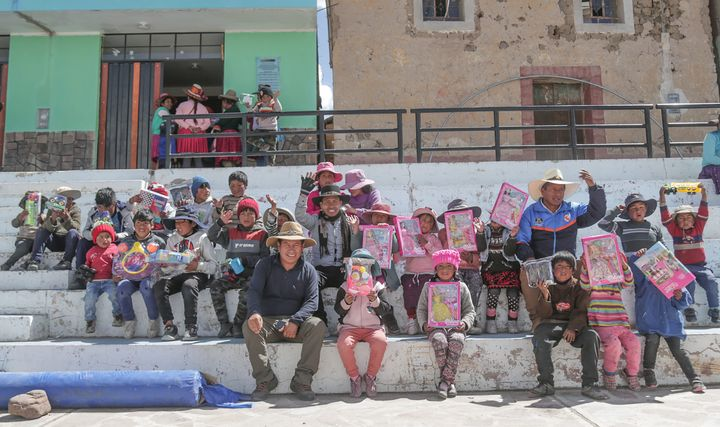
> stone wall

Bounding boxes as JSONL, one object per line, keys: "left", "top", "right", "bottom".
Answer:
{"left": 2, "top": 131, "right": 95, "bottom": 171}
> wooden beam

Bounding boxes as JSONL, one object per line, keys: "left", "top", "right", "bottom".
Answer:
{"left": 97, "top": 63, "right": 109, "bottom": 169}
{"left": 129, "top": 62, "right": 141, "bottom": 169}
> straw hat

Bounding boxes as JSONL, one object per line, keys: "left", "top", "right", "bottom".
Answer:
{"left": 185, "top": 83, "right": 208, "bottom": 101}
{"left": 218, "top": 89, "right": 239, "bottom": 102}
{"left": 54, "top": 186, "right": 81, "bottom": 200}
{"left": 528, "top": 168, "right": 580, "bottom": 201}
{"left": 266, "top": 222, "right": 316, "bottom": 248}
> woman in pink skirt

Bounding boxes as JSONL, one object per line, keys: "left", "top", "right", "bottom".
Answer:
{"left": 213, "top": 89, "right": 243, "bottom": 167}
{"left": 175, "top": 84, "right": 211, "bottom": 168}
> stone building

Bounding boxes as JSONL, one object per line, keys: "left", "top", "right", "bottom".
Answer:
{"left": 327, "top": 0, "right": 720, "bottom": 163}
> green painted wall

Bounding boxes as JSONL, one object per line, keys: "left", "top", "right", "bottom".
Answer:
{"left": 223, "top": 32, "right": 317, "bottom": 129}
{"left": 5, "top": 35, "right": 101, "bottom": 132}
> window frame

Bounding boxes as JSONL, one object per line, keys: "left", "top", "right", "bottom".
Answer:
{"left": 101, "top": 32, "right": 224, "bottom": 62}
{"left": 573, "top": 0, "right": 635, "bottom": 34}
{"left": 413, "top": 0, "right": 475, "bottom": 32}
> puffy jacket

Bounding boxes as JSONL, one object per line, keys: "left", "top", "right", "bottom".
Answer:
{"left": 335, "top": 281, "right": 392, "bottom": 331}
{"left": 81, "top": 201, "right": 134, "bottom": 241}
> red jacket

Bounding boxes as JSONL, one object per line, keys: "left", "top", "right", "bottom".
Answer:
{"left": 86, "top": 244, "right": 119, "bottom": 280}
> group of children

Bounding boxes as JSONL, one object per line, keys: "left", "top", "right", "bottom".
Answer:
{"left": 1, "top": 162, "right": 716, "bottom": 398}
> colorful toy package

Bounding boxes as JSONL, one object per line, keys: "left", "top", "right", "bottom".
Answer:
{"left": 169, "top": 183, "right": 193, "bottom": 207}
{"left": 523, "top": 256, "right": 554, "bottom": 287}
{"left": 489, "top": 183, "right": 528, "bottom": 229}
{"left": 634, "top": 242, "right": 695, "bottom": 299}
{"left": 581, "top": 233, "right": 624, "bottom": 286}
{"left": 345, "top": 257, "right": 377, "bottom": 296}
{"left": 139, "top": 189, "right": 169, "bottom": 215}
{"left": 361, "top": 225, "right": 394, "bottom": 269}
{"left": 113, "top": 241, "right": 160, "bottom": 280}
{"left": 427, "top": 281, "right": 462, "bottom": 328}
{"left": 24, "top": 192, "right": 41, "bottom": 227}
{"left": 47, "top": 195, "right": 67, "bottom": 212}
{"left": 394, "top": 216, "right": 425, "bottom": 257}
{"left": 151, "top": 249, "right": 195, "bottom": 265}
{"left": 444, "top": 209, "right": 477, "bottom": 252}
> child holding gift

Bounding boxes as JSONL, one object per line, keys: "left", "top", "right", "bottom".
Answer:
{"left": 334, "top": 249, "right": 392, "bottom": 398}
{"left": 1, "top": 191, "right": 46, "bottom": 271}
{"left": 83, "top": 216, "right": 123, "bottom": 334}
{"left": 416, "top": 249, "right": 475, "bottom": 399}
{"left": 659, "top": 183, "right": 719, "bottom": 323}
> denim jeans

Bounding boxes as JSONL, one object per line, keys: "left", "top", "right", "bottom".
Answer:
{"left": 31, "top": 228, "right": 80, "bottom": 263}
{"left": 117, "top": 278, "right": 159, "bottom": 321}
{"left": 532, "top": 322, "right": 600, "bottom": 387}
{"left": 685, "top": 264, "right": 719, "bottom": 309}
{"left": 84, "top": 279, "right": 121, "bottom": 321}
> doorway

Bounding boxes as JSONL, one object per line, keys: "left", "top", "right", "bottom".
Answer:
{"left": 533, "top": 82, "right": 586, "bottom": 161}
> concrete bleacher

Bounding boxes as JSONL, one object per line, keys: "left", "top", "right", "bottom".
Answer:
{"left": 0, "top": 158, "right": 718, "bottom": 393}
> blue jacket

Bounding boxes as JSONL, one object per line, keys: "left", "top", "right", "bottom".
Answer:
{"left": 630, "top": 255, "right": 692, "bottom": 339}
{"left": 517, "top": 185, "right": 606, "bottom": 260}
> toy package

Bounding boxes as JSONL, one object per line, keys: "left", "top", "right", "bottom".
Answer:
{"left": 345, "top": 257, "right": 378, "bottom": 296}
{"left": 169, "top": 183, "right": 193, "bottom": 207}
{"left": 24, "top": 192, "right": 42, "bottom": 227}
{"left": 394, "top": 216, "right": 425, "bottom": 257}
{"left": 139, "top": 189, "right": 169, "bottom": 215}
{"left": 523, "top": 256, "right": 554, "bottom": 287}
{"left": 47, "top": 195, "right": 67, "bottom": 212}
{"left": 634, "top": 242, "right": 695, "bottom": 299}
{"left": 427, "top": 282, "right": 462, "bottom": 328}
{"left": 444, "top": 209, "right": 477, "bottom": 252}
{"left": 113, "top": 241, "right": 160, "bottom": 280}
{"left": 581, "top": 234, "right": 624, "bottom": 286}
{"left": 150, "top": 249, "right": 195, "bottom": 265}
{"left": 662, "top": 182, "right": 701, "bottom": 195}
{"left": 489, "top": 183, "right": 528, "bottom": 229}
{"left": 361, "top": 225, "right": 394, "bottom": 269}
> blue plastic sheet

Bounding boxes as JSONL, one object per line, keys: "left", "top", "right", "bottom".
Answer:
{"left": 0, "top": 370, "right": 250, "bottom": 409}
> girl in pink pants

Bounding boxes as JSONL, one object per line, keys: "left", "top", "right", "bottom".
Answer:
{"left": 334, "top": 249, "right": 391, "bottom": 398}
{"left": 580, "top": 254, "right": 641, "bottom": 391}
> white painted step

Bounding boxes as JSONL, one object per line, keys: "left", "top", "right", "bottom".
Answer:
{"left": 0, "top": 315, "right": 48, "bottom": 341}
{"left": 0, "top": 329, "right": 717, "bottom": 393}
{"left": 0, "top": 270, "right": 72, "bottom": 290}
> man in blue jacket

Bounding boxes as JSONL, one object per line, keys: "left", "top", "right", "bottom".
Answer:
{"left": 243, "top": 221, "right": 326, "bottom": 402}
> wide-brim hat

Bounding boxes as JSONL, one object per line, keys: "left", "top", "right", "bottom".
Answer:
{"left": 412, "top": 207, "right": 439, "bottom": 232}
{"left": 263, "top": 207, "right": 296, "bottom": 225}
{"left": 438, "top": 199, "right": 482, "bottom": 224}
{"left": 619, "top": 193, "right": 657, "bottom": 219}
{"left": 671, "top": 205, "right": 698, "bottom": 221}
{"left": 361, "top": 203, "right": 396, "bottom": 224}
{"left": 315, "top": 162, "right": 343, "bottom": 183}
{"left": 341, "top": 169, "right": 375, "bottom": 191}
{"left": 55, "top": 186, "right": 81, "bottom": 200}
{"left": 185, "top": 83, "right": 208, "bottom": 101}
{"left": 162, "top": 206, "right": 206, "bottom": 230}
{"left": 267, "top": 221, "right": 316, "bottom": 248}
{"left": 528, "top": 168, "right": 580, "bottom": 201}
{"left": 218, "top": 89, "right": 239, "bottom": 102}
{"left": 312, "top": 185, "right": 351, "bottom": 206}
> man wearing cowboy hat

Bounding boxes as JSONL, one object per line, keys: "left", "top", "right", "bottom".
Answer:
{"left": 243, "top": 221, "right": 326, "bottom": 402}
{"left": 26, "top": 186, "right": 82, "bottom": 271}
{"left": 517, "top": 168, "right": 605, "bottom": 261}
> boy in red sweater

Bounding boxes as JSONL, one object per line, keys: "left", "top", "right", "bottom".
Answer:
{"left": 84, "top": 217, "right": 123, "bottom": 334}
{"left": 659, "top": 184, "right": 719, "bottom": 323}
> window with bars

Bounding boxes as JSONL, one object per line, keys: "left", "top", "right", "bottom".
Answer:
{"left": 101, "top": 33, "right": 223, "bottom": 62}
{"left": 422, "top": 0, "right": 462, "bottom": 21}
{"left": 0, "top": 36, "right": 9, "bottom": 63}
{"left": 581, "top": 0, "right": 620, "bottom": 23}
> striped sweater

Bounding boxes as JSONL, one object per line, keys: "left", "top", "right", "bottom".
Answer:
{"left": 660, "top": 201, "right": 708, "bottom": 265}
{"left": 579, "top": 264, "right": 634, "bottom": 328}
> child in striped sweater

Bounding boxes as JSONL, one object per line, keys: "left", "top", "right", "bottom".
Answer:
{"left": 579, "top": 253, "right": 641, "bottom": 391}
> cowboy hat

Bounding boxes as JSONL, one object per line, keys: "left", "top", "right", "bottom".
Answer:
{"left": 218, "top": 89, "right": 239, "bottom": 102}
{"left": 266, "top": 221, "right": 316, "bottom": 248}
{"left": 162, "top": 206, "right": 207, "bottom": 230}
{"left": 341, "top": 169, "right": 375, "bottom": 191}
{"left": 54, "top": 186, "right": 81, "bottom": 200}
{"left": 528, "top": 168, "right": 580, "bottom": 201}
{"left": 185, "top": 83, "right": 208, "bottom": 101}
{"left": 361, "top": 203, "right": 396, "bottom": 224}
{"left": 438, "top": 199, "right": 482, "bottom": 224}
{"left": 312, "top": 185, "right": 351, "bottom": 206}
{"left": 619, "top": 193, "right": 657, "bottom": 219}
{"left": 671, "top": 205, "right": 698, "bottom": 222}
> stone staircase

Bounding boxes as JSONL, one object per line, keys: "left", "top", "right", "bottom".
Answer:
{"left": 0, "top": 158, "right": 718, "bottom": 393}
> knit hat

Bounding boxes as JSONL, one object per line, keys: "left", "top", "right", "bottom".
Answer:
{"left": 191, "top": 176, "right": 210, "bottom": 198}
{"left": 350, "top": 248, "right": 382, "bottom": 277}
{"left": 620, "top": 193, "right": 657, "bottom": 219}
{"left": 147, "top": 182, "right": 169, "bottom": 197}
{"left": 236, "top": 197, "right": 260, "bottom": 218}
{"left": 432, "top": 249, "right": 461, "bottom": 270}
{"left": 91, "top": 215, "right": 116, "bottom": 244}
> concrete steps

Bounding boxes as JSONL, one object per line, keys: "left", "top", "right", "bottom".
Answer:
{"left": 0, "top": 315, "right": 48, "bottom": 341}
{"left": 0, "top": 329, "right": 717, "bottom": 394}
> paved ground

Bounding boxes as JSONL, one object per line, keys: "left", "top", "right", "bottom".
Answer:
{"left": 1, "top": 386, "right": 718, "bottom": 426}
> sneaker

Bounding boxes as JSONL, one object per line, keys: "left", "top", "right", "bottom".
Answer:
{"left": 25, "top": 261, "right": 39, "bottom": 272}
{"left": 436, "top": 381, "right": 449, "bottom": 399}
{"left": 643, "top": 369, "right": 657, "bottom": 389}
{"left": 251, "top": 376, "right": 279, "bottom": 401}
{"left": 52, "top": 260, "right": 72, "bottom": 270}
{"left": 485, "top": 319, "right": 497, "bottom": 334}
{"left": 182, "top": 325, "right": 199, "bottom": 341}
{"left": 349, "top": 375, "right": 363, "bottom": 398}
{"left": 123, "top": 320, "right": 136, "bottom": 339}
{"left": 691, "top": 379, "right": 706, "bottom": 394}
{"left": 161, "top": 324, "right": 179, "bottom": 341}
{"left": 622, "top": 369, "right": 641, "bottom": 391}
{"left": 602, "top": 370, "right": 617, "bottom": 390}
{"left": 581, "top": 384, "right": 609, "bottom": 400}
{"left": 232, "top": 324, "right": 244, "bottom": 338}
{"left": 85, "top": 320, "right": 96, "bottom": 334}
{"left": 364, "top": 374, "right": 378, "bottom": 398}
{"left": 290, "top": 379, "right": 316, "bottom": 401}
{"left": 447, "top": 383, "right": 457, "bottom": 398}
{"left": 529, "top": 383, "right": 555, "bottom": 396}
{"left": 112, "top": 314, "right": 123, "bottom": 327}
{"left": 147, "top": 318, "right": 161, "bottom": 338}
{"left": 507, "top": 320, "right": 518, "bottom": 334}
{"left": 217, "top": 322, "right": 233, "bottom": 338}
{"left": 709, "top": 308, "right": 720, "bottom": 324}
{"left": 407, "top": 318, "right": 420, "bottom": 335}
{"left": 684, "top": 307, "right": 698, "bottom": 323}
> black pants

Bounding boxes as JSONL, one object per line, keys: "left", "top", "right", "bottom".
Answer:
{"left": 643, "top": 333, "right": 699, "bottom": 382}
{"left": 2, "top": 238, "right": 33, "bottom": 268}
{"left": 153, "top": 272, "right": 209, "bottom": 327}
{"left": 209, "top": 274, "right": 250, "bottom": 327}
{"left": 532, "top": 322, "right": 600, "bottom": 387}
{"left": 314, "top": 265, "right": 345, "bottom": 324}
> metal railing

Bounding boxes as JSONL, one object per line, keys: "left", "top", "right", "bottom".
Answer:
{"left": 656, "top": 103, "right": 720, "bottom": 157}
{"left": 162, "top": 109, "right": 405, "bottom": 168}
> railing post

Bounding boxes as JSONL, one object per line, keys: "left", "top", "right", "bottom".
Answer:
{"left": 493, "top": 110, "right": 501, "bottom": 161}
{"left": 241, "top": 111, "right": 248, "bottom": 165}
{"left": 643, "top": 107, "right": 653, "bottom": 158}
{"left": 569, "top": 108, "right": 578, "bottom": 160}
{"left": 414, "top": 111, "right": 423, "bottom": 163}
{"left": 317, "top": 110, "right": 326, "bottom": 163}
{"left": 396, "top": 111, "right": 404, "bottom": 163}
{"left": 164, "top": 116, "right": 172, "bottom": 170}
{"left": 660, "top": 107, "right": 671, "bottom": 158}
